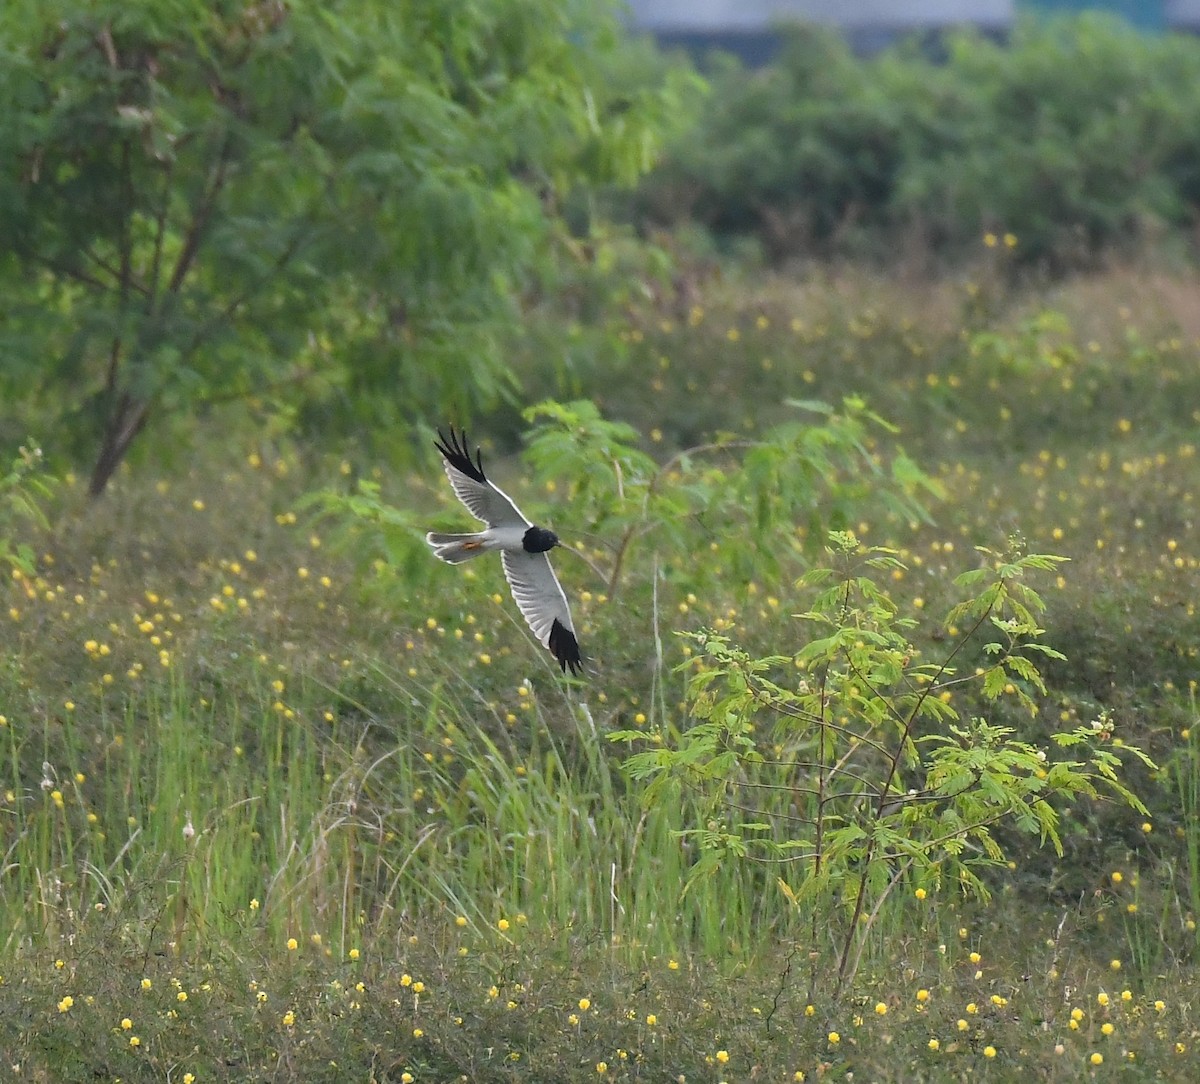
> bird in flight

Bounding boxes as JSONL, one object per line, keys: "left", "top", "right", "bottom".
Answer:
{"left": 426, "top": 427, "right": 583, "bottom": 675}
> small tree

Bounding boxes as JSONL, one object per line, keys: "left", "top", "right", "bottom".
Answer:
{"left": 519, "top": 397, "right": 942, "bottom": 600}
{"left": 0, "top": 0, "right": 696, "bottom": 493}
{"left": 618, "top": 533, "right": 1153, "bottom": 1000}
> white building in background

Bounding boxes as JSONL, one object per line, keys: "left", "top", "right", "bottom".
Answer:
{"left": 625, "top": 0, "right": 1015, "bottom": 58}
{"left": 1166, "top": 0, "right": 1200, "bottom": 28}
{"left": 628, "top": 0, "right": 1014, "bottom": 34}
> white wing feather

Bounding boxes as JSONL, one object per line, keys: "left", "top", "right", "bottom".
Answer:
{"left": 501, "top": 549, "right": 575, "bottom": 644}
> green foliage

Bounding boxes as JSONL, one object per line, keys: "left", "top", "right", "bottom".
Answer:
{"left": 965, "top": 309, "right": 1079, "bottom": 378}
{"left": 642, "top": 15, "right": 1200, "bottom": 266}
{"left": 3, "top": 266, "right": 1200, "bottom": 1073}
{"left": 520, "top": 396, "right": 942, "bottom": 600}
{"left": 0, "top": 0, "right": 697, "bottom": 492}
{"left": 303, "top": 477, "right": 432, "bottom": 592}
{"left": 0, "top": 440, "right": 55, "bottom": 575}
{"left": 316, "top": 398, "right": 942, "bottom": 686}
{"left": 618, "top": 534, "right": 1154, "bottom": 997}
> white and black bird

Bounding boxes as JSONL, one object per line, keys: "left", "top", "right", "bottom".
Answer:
{"left": 426, "top": 427, "right": 583, "bottom": 675}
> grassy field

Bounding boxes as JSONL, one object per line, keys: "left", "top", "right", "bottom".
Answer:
{"left": 2, "top": 261, "right": 1200, "bottom": 1080}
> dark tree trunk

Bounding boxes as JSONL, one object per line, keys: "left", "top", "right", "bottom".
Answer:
{"left": 88, "top": 393, "right": 150, "bottom": 497}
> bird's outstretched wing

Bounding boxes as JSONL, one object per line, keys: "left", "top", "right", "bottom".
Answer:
{"left": 501, "top": 549, "right": 583, "bottom": 675}
{"left": 434, "top": 427, "right": 530, "bottom": 529}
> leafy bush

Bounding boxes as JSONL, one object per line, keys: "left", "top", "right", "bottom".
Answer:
{"left": 641, "top": 15, "right": 1200, "bottom": 268}
{"left": 620, "top": 534, "right": 1153, "bottom": 997}
{"left": 0, "top": 440, "right": 55, "bottom": 575}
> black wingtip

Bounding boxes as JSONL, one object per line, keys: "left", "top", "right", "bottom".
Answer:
{"left": 434, "top": 426, "right": 487, "bottom": 484}
{"left": 548, "top": 618, "right": 584, "bottom": 676}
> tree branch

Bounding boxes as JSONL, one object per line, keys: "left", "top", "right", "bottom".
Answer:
{"left": 149, "top": 150, "right": 179, "bottom": 300}
{"left": 166, "top": 130, "right": 234, "bottom": 295}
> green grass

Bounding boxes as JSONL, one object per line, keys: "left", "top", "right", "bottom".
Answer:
{"left": 3, "top": 263, "right": 1200, "bottom": 1079}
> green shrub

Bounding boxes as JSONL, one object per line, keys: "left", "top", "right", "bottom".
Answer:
{"left": 0, "top": 440, "right": 54, "bottom": 575}
{"left": 619, "top": 534, "right": 1153, "bottom": 998}
{"left": 641, "top": 15, "right": 1200, "bottom": 268}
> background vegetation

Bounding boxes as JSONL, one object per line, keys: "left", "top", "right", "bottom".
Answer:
{"left": 2, "top": 3, "right": 1200, "bottom": 1081}
{"left": 638, "top": 14, "right": 1200, "bottom": 269}
{"left": 0, "top": 0, "right": 699, "bottom": 491}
